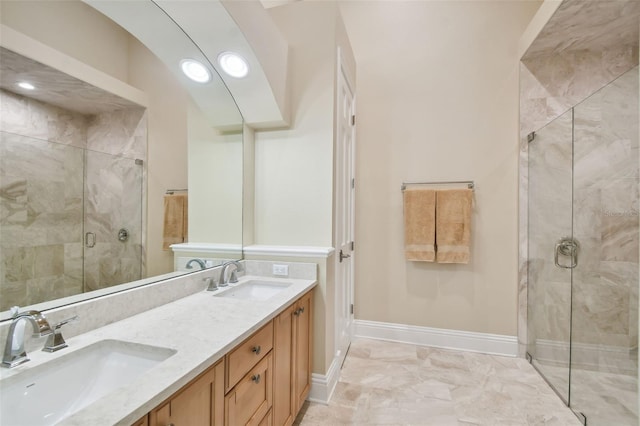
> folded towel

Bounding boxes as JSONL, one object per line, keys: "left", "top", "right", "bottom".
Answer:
{"left": 436, "top": 189, "right": 472, "bottom": 264}
{"left": 163, "top": 193, "right": 188, "bottom": 250}
{"left": 403, "top": 188, "right": 436, "bottom": 261}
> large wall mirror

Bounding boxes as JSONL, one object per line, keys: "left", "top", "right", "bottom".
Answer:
{"left": 0, "top": 0, "right": 244, "bottom": 320}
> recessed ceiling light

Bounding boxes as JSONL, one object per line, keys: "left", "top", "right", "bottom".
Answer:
{"left": 17, "top": 81, "right": 35, "bottom": 90}
{"left": 180, "top": 59, "right": 211, "bottom": 83}
{"left": 218, "top": 52, "right": 249, "bottom": 78}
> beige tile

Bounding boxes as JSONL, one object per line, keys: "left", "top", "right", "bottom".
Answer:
{"left": 297, "top": 339, "right": 583, "bottom": 426}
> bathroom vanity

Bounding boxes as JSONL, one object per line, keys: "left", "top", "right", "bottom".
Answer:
{"left": 141, "top": 290, "right": 313, "bottom": 426}
{"left": 0, "top": 274, "right": 316, "bottom": 426}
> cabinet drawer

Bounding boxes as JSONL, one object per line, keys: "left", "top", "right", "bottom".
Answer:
{"left": 226, "top": 322, "right": 273, "bottom": 391}
{"left": 225, "top": 353, "right": 273, "bottom": 426}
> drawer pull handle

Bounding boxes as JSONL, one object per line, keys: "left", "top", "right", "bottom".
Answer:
{"left": 252, "top": 374, "right": 261, "bottom": 384}
{"left": 294, "top": 307, "right": 305, "bottom": 316}
{"left": 252, "top": 345, "right": 261, "bottom": 355}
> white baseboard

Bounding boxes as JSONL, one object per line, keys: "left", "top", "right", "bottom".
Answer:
{"left": 353, "top": 319, "right": 518, "bottom": 357}
{"left": 308, "top": 356, "right": 341, "bottom": 404}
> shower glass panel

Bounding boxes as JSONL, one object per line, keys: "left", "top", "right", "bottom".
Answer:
{"left": 0, "top": 132, "right": 85, "bottom": 310}
{"left": 527, "top": 108, "right": 574, "bottom": 403}
{"left": 528, "top": 65, "right": 639, "bottom": 425}
{"left": 0, "top": 132, "right": 144, "bottom": 310}
{"left": 83, "top": 150, "right": 143, "bottom": 292}
{"left": 570, "top": 67, "right": 639, "bottom": 425}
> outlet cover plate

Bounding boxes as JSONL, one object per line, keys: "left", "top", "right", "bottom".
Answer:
{"left": 273, "top": 264, "right": 289, "bottom": 276}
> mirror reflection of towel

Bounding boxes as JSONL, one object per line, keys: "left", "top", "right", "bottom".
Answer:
{"left": 403, "top": 188, "right": 436, "bottom": 261}
{"left": 436, "top": 189, "right": 472, "bottom": 264}
{"left": 163, "top": 193, "right": 188, "bottom": 250}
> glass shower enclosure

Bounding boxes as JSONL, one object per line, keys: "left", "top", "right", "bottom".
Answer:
{"left": 0, "top": 132, "right": 143, "bottom": 310}
{"left": 527, "top": 66, "right": 639, "bottom": 425}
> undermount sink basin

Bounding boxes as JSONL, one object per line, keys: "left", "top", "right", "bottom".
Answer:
{"left": 213, "top": 280, "right": 292, "bottom": 301}
{"left": 0, "top": 339, "right": 176, "bottom": 426}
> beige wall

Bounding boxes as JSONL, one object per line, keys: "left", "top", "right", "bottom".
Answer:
{"left": 187, "top": 101, "right": 242, "bottom": 246}
{"left": 1, "top": 0, "right": 189, "bottom": 277}
{"left": 255, "top": 2, "right": 340, "bottom": 247}
{"left": 0, "top": 0, "right": 129, "bottom": 82}
{"left": 339, "top": 1, "right": 541, "bottom": 336}
{"left": 128, "top": 40, "right": 189, "bottom": 276}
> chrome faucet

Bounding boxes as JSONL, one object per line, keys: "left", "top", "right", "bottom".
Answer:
{"left": 219, "top": 260, "right": 243, "bottom": 287}
{"left": 186, "top": 258, "right": 206, "bottom": 270}
{"left": 3, "top": 309, "right": 53, "bottom": 368}
{"left": 42, "top": 315, "right": 78, "bottom": 353}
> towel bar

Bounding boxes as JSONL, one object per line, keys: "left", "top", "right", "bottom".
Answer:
{"left": 401, "top": 180, "right": 474, "bottom": 191}
{"left": 166, "top": 189, "right": 188, "bottom": 195}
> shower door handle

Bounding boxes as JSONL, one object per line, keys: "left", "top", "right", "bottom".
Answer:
{"left": 554, "top": 237, "right": 579, "bottom": 269}
{"left": 85, "top": 232, "right": 96, "bottom": 248}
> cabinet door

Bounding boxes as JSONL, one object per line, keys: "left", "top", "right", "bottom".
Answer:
{"left": 273, "top": 304, "right": 295, "bottom": 426}
{"left": 293, "top": 291, "right": 312, "bottom": 413}
{"left": 132, "top": 416, "right": 149, "bottom": 426}
{"left": 225, "top": 353, "right": 273, "bottom": 426}
{"left": 149, "top": 361, "right": 224, "bottom": 426}
{"left": 257, "top": 409, "right": 273, "bottom": 426}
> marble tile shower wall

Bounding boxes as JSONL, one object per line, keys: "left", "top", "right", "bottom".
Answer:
{"left": 524, "top": 68, "right": 639, "bottom": 375}
{"left": 518, "top": 46, "right": 639, "bottom": 357}
{"left": 520, "top": 46, "right": 639, "bottom": 137}
{"left": 572, "top": 69, "right": 639, "bottom": 366}
{"left": 0, "top": 89, "right": 147, "bottom": 311}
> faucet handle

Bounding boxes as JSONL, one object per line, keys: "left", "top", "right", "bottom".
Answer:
{"left": 42, "top": 315, "right": 77, "bottom": 353}
{"left": 53, "top": 315, "right": 78, "bottom": 330}
{"left": 204, "top": 277, "right": 218, "bottom": 292}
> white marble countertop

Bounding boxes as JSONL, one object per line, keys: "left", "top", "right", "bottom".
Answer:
{"left": 0, "top": 275, "right": 316, "bottom": 426}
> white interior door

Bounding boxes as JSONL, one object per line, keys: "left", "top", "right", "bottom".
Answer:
{"left": 335, "top": 48, "right": 355, "bottom": 367}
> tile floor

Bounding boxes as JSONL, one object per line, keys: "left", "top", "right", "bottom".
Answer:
{"left": 535, "top": 362, "right": 638, "bottom": 426}
{"left": 295, "top": 338, "right": 583, "bottom": 425}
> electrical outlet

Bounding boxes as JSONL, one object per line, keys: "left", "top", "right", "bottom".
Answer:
{"left": 273, "top": 264, "right": 289, "bottom": 276}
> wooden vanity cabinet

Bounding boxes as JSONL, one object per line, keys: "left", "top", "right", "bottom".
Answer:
{"left": 273, "top": 291, "right": 313, "bottom": 426}
{"left": 132, "top": 417, "right": 149, "bottom": 426}
{"left": 134, "top": 290, "right": 313, "bottom": 426}
{"left": 148, "top": 360, "right": 224, "bottom": 426}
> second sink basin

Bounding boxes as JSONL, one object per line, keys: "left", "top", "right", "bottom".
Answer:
{"left": 0, "top": 339, "right": 176, "bottom": 426}
{"left": 213, "top": 280, "right": 292, "bottom": 301}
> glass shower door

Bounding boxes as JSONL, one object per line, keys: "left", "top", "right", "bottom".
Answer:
{"left": 83, "top": 150, "right": 143, "bottom": 292}
{"left": 527, "top": 108, "right": 574, "bottom": 402}
{"left": 569, "top": 66, "right": 639, "bottom": 425}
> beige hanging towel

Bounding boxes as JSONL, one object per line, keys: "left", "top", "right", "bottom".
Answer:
{"left": 403, "top": 188, "right": 436, "bottom": 261}
{"left": 163, "top": 193, "right": 188, "bottom": 250}
{"left": 435, "top": 189, "right": 472, "bottom": 264}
